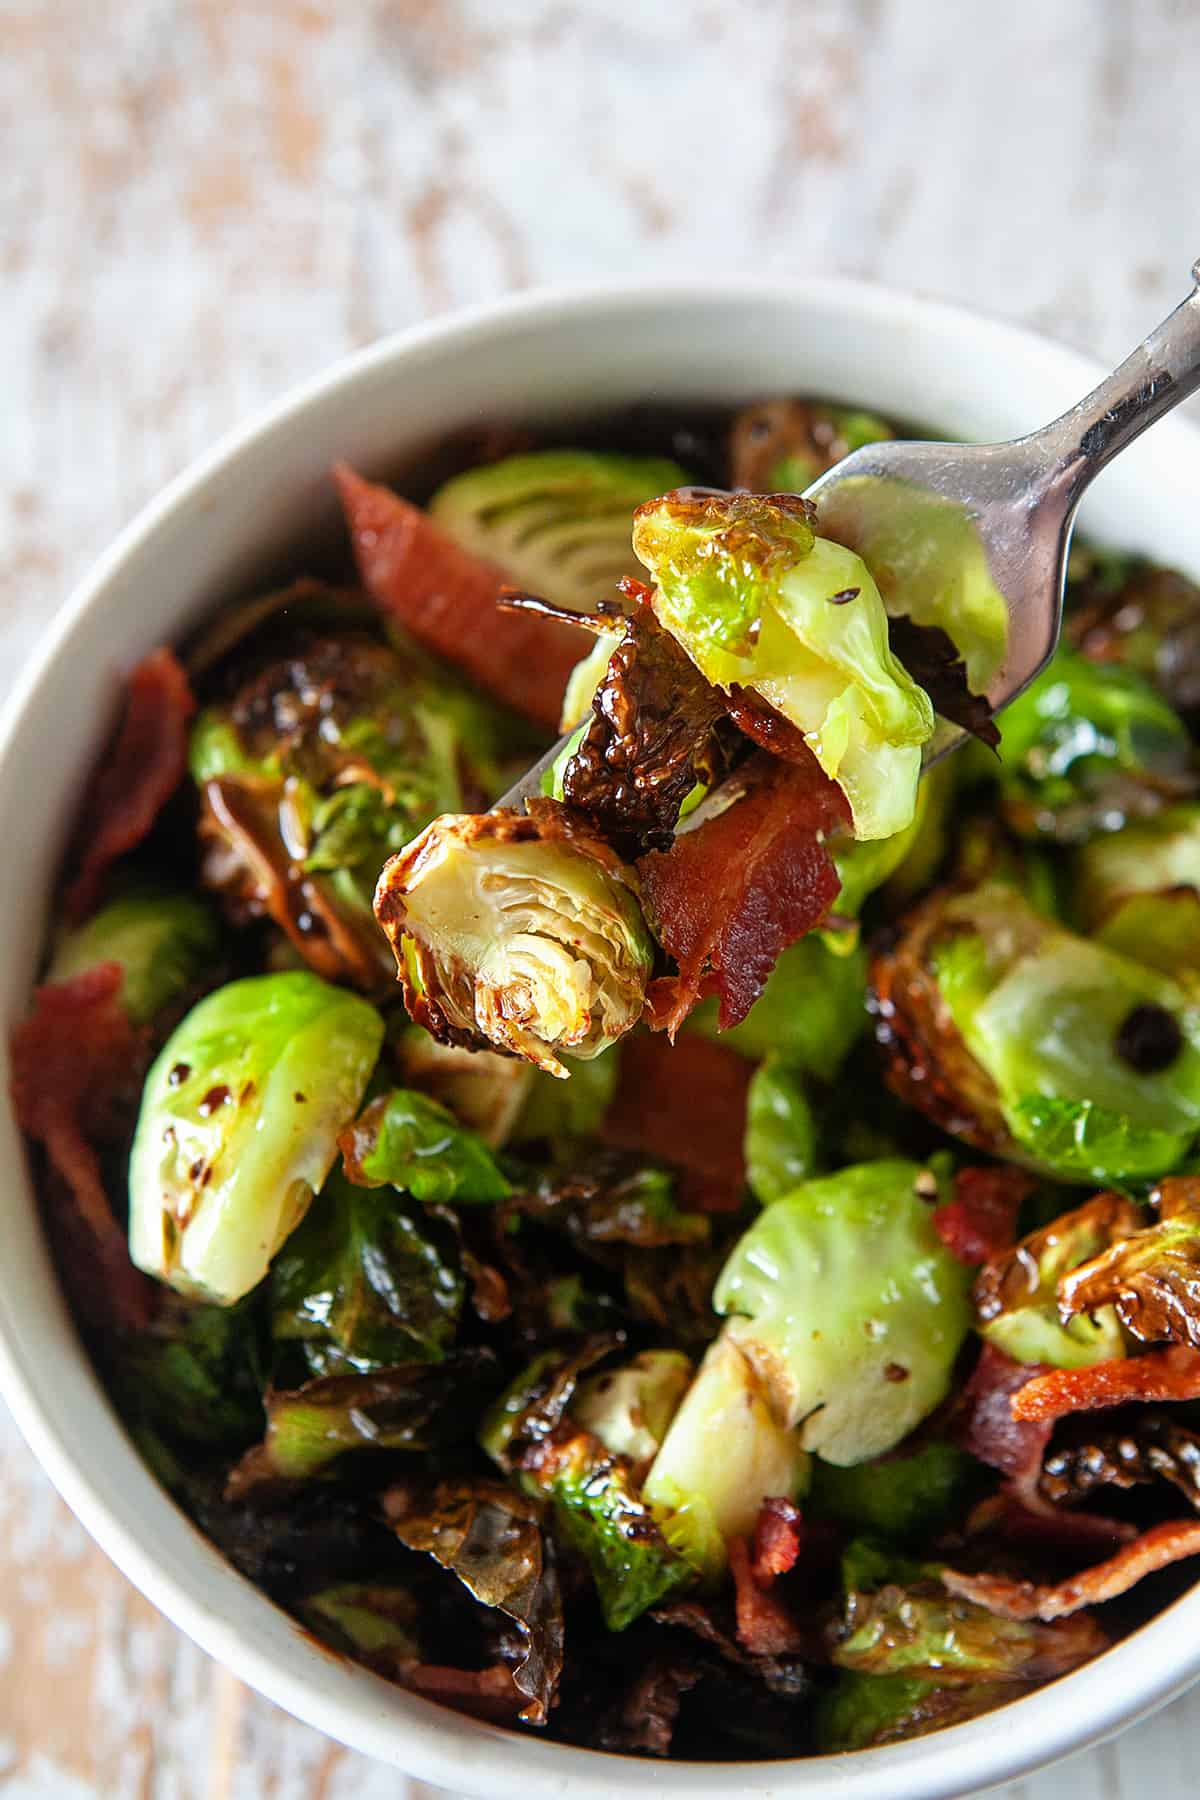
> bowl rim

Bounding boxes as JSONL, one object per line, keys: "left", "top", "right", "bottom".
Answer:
{"left": 5, "top": 273, "right": 1200, "bottom": 1798}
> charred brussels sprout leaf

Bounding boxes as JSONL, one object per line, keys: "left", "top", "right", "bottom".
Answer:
{"left": 996, "top": 647, "right": 1194, "bottom": 843}
{"left": 1057, "top": 1177, "right": 1200, "bottom": 1350}
{"left": 339, "top": 1088, "right": 511, "bottom": 1204}
{"left": 973, "top": 1194, "right": 1136, "bottom": 1368}
{"left": 815, "top": 1671, "right": 1025, "bottom": 1752}
{"left": 572, "top": 1350, "right": 693, "bottom": 1479}
{"left": 226, "top": 1355, "right": 495, "bottom": 1493}
{"left": 375, "top": 801, "right": 652, "bottom": 1076}
{"left": 192, "top": 632, "right": 519, "bottom": 992}
{"left": 429, "top": 450, "right": 690, "bottom": 615}
{"left": 114, "top": 1292, "right": 265, "bottom": 1452}
{"left": 129, "top": 973, "right": 383, "bottom": 1305}
{"left": 711, "top": 1160, "right": 972, "bottom": 1465}
{"left": 690, "top": 934, "right": 867, "bottom": 1076}
{"left": 876, "top": 881, "right": 1200, "bottom": 1184}
{"left": 271, "top": 1168, "right": 463, "bottom": 1372}
{"left": 383, "top": 1477, "right": 564, "bottom": 1724}
{"left": 809, "top": 1441, "right": 978, "bottom": 1540}
{"left": 744, "top": 1058, "right": 817, "bottom": 1205}
{"left": 48, "top": 889, "right": 221, "bottom": 1027}
{"left": 632, "top": 492, "right": 934, "bottom": 839}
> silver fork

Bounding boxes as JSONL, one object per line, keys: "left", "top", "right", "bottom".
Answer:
{"left": 500, "top": 260, "right": 1200, "bottom": 809}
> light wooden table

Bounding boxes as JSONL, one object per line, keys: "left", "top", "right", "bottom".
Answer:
{"left": 4, "top": 2, "right": 1200, "bottom": 1793}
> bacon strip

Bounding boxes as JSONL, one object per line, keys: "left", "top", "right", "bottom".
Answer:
{"left": 10, "top": 966, "right": 154, "bottom": 1329}
{"left": 65, "top": 648, "right": 195, "bottom": 922}
{"left": 638, "top": 751, "right": 847, "bottom": 1037}
{"left": 943, "top": 1520, "right": 1200, "bottom": 1621}
{"left": 752, "top": 1497, "right": 803, "bottom": 1584}
{"left": 601, "top": 1030, "right": 751, "bottom": 1212}
{"left": 334, "top": 463, "right": 587, "bottom": 730}
{"left": 934, "top": 1167, "right": 1031, "bottom": 1266}
{"left": 1011, "top": 1347, "right": 1200, "bottom": 1424}
{"left": 728, "top": 1536, "right": 806, "bottom": 1657}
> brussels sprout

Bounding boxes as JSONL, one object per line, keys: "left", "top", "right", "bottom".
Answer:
{"left": 631, "top": 492, "right": 934, "bottom": 839}
{"left": 305, "top": 1584, "right": 420, "bottom": 1659}
{"left": 710, "top": 1160, "right": 972, "bottom": 1465}
{"left": 995, "top": 646, "right": 1193, "bottom": 844}
{"left": 744, "top": 1058, "right": 818, "bottom": 1205}
{"left": 113, "top": 1292, "right": 266, "bottom": 1452}
{"left": 429, "top": 449, "right": 690, "bottom": 614}
{"left": 571, "top": 1349, "right": 693, "bottom": 1479}
{"left": 482, "top": 1345, "right": 698, "bottom": 1629}
{"left": 643, "top": 1333, "right": 809, "bottom": 1555}
{"left": 875, "top": 882, "right": 1200, "bottom": 1184}
{"left": 391, "top": 1024, "right": 535, "bottom": 1148}
{"left": 48, "top": 888, "right": 222, "bottom": 1027}
{"left": 129, "top": 973, "right": 383, "bottom": 1304}
{"left": 815, "top": 1671, "right": 1021, "bottom": 1752}
{"left": 271, "top": 1168, "right": 464, "bottom": 1372}
{"left": 1057, "top": 1177, "right": 1200, "bottom": 1350}
{"left": 809, "top": 1441, "right": 978, "bottom": 1540}
{"left": 192, "top": 632, "right": 523, "bottom": 992}
{"left": 973, "top": 1194, "right": 1135, "bottom": 1368}
{"left": 690, "top": 935, "right": 868, "bottom": 1076}
{"left": 729, "top": 397, "right": 895, "bottom": 494}
{"left": 374, "top": 802, "right": 653, "bottom": 1077}
{"left": 339, "top": 1088, "right": 511, "bottom": 1204}
{"left": 1068, "top": 555, "right": 1200, "bottom": 720}
{"left": 1074, "top": 805, "right": 1200, "bottom": 974}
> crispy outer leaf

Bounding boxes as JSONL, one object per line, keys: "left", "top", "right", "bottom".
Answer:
{"left": 383, "top": 1477, "right": 564, "bottom": 1724}
{"left": 831, "top": 1577, "right": 1106, "bottom": 1681}
{"left": 339, "top": 1088, "right": 511, "bottom": 1204}
{"left": 1058, "top": 1176, "right": 1200, "bottom": 1348}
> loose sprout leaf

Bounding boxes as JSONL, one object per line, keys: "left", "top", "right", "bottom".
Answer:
{"left": 972, "top": 1192, "right": 1137, "bottom": 1368}
{"left": 113, "top": 1292, "right": 266, "bottom": 1453}
{"left": 48, "top": 889, "right": 223, "bottom": 1027}
{"left": 383, "top": 1477, "right": 564, "bottom": 1725}
{"left": 712, "top": 1160, "right": 972, "bottom": 1464}
{"left": 1058, "top": 1175, "right": 1200, "bottom": 1349}
{"left": 815, "top": 1671, "right": 1027, "bottom": 1753}
{"left": 502, "top": 1156, "right": 711, "bottom": 1251}
{"left": 271, "top": 1169, "right": 464, "bottom": 1370}
{"left": 429, "top": 449, "right": 690, "bottom": 616}
{"left": 633, "top": 491, "right": 934, "bottom": 839}
{"left": 336, "top": 462, "right": 588, "bottom": 731}
{"left": 128, "top": 973, "right": 384, "bottom": 1305}
{"left": 996, "top": 646, "right": 1195, "bottom": 844}
{"left": 374, "top": 800, "right": 652, "bottom": 1077}
{"left": 304, "top": 1583, "right": 422, "bottom": 1659}
{"left": 339, "top": 1088, "right": 511, "bottom": 1204}
{"left": 226, "top": 1354, "right": 496, "bottom": 1494}
{"left": 744, "top": 1057, "right": 817, "bottom": 1205}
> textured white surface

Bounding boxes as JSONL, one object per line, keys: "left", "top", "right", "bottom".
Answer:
{"left": 3, "top": 1, "right": 1200, "bottom": 1794}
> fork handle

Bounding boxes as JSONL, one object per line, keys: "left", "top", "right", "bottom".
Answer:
{"left": 1029, "top": 259, "right": 1200, "bottom": 509}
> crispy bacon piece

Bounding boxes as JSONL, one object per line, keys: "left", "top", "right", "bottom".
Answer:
{"left": 334, "top": 463, "right": 586, "bottom": 730}
{"left": 934, "top": 1167, "right": 1032, "bottom": 1266}
{"left": 601, "top": 1031, "right": 751, "bottom": 1212}
{"left": 10, "top": 966, "right": 154, "bottom": 1329}
{"left": 943, "top": 1520, "right": 1200, "bottom": 1621}
{"left": 389, "top": 1659, "right": 527, "bottom": 1723}
{"left": 728, "top": 1537, "right": 806, "bottom": 1657}
{"left": 65, "top": 648, "right": 195, "bottom": 922}
{"left": 1011, "top": 1346, "right": 1200, "bottom": 1424}
{"left": 638, "top": 751, "right": 847, "bottom": 1036}
{"left": 752, "top": 1497, "right": 803, "bottom": 1584}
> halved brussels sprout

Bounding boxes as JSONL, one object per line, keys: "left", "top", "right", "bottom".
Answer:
{"left": 429, "top": 449, "right": 689, "bottom": 614}
{"left": 708, "top": 1160, "right": 972, "bottom": 1465}
{"left": 48, "top": 887, "right": 221, "bottom": 1026}
{"left": 129, "top": 972, "right": 383, "bottom": 1304}
{"left": 1073, "top": 805, "right": 1200, "bottom": 974}
{"left": 374, "top": 801, "right": 653, "bottom": 1076}
{"left": 192, "top": 631, "right": 523, "bottom": 992}
{"left": 631, "top": 492, "right": 934, "bottom": 839}
{"left": 571, "top": 1349, "right": 693, "bottom": 1481}
{"left": 874, "top": 881, "right": 1200, "bottom": 1184}
{"left": 744, "top": 1057, "right": 818, "bottom": 1204}
{"left": 995, "top": 646, "right": 1193, "bottom": 844}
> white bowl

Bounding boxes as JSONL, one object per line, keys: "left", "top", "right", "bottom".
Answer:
{"left": 4, "top": 279, "right": 1200, "bottom": 1799}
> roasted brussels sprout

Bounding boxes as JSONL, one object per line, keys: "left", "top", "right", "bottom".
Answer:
{"left": 48, "top": 887, "right": 221, "bottom": 1027}
{"left": 429, "top": 450, "right": 690, "bottom": 614}
{"left": 192, "top": 631, "right": 520, "bottom": 992}
{"left": 1056, "top": 1176, "right": 1200, "bottom": 1351}
{"left": 809, "top": 1441, "right": 977, "bottom": 1540}
{"left": 631, "top": 491, "right": 934, "bottom": 839}
{"left": 1069, "top": 554, "right": 1200, "bottom": 720}
{"left": 972, "top": 1193, "right": 1136, "bottom": 1368}
{"left": 129, "top": 972, "right": 383, "bottom": 1304}
{"left": 571, "top": 1350, "right": 693, "bottom": 1481}
{"left": 873, "top": 881, "right": 1200, "bottom": 1184}
{"left": 391, "top": 1024, "right": 535, "bottom": 1148}
{"left": 374, "top": 801, "right": 652, "bottom": 1076}
{"left": 729, "top": 398, "right": 895, "bottom": 493}
{"left": 1073, "top": 804, "right": 1200, "bottom": 973}
{"left": 743, "top": 1057, "right": 818, "bottom": 1204}
{"left": 995, "top": 646, "right": 1194, "bottom": 843}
